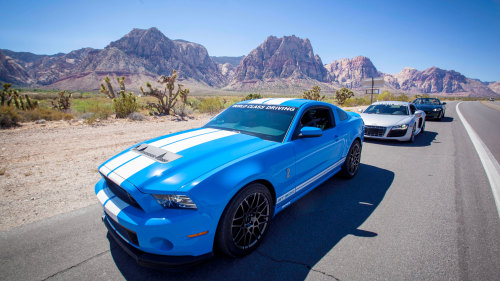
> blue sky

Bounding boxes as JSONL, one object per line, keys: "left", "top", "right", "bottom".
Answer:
{"left": 1, "top": 0, "right": 499, "bottom": 81}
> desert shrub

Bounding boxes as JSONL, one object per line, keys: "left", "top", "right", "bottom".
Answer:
{"left": 113, "top": 92, "right": 138, "bottom": 118}
{"left": 198, "top": 97, "right": 224, "bottom": 114}
{"left": 243, "top": 93, "right": 263, "bottom": 101}
{"left": 18, "top": 107, "right": 73, "bottom": 121}
{"left": 303, "top": 86, "right": 325, "bottom": 101}
{"left": 127, "top": 112, "right": 145, "bottom": 121}
{"left": 72, "top": 98, "right": 113, "bottom": 119}
{"left": 173, "top": 103, "right": 194, "bottom": 119}
{"left": 1, "top": 83, "right": 38, "bottom": 110}
{"left": 186, "top": 97, "right": 201, "bottom": 110}
{"left": 343, "top": 96, "right": 372, "bottom": 107}
{"left": 0, "top": 106, "right": 21, "bottom": 128}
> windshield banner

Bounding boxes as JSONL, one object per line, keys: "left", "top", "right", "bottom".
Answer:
{"left": 232, "top": 104, "right": 297, "bottom": 112}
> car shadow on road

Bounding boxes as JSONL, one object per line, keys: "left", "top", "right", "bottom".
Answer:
{"left": 364, "top": 130, "right": 438, "bottom": 147}
{"left": 108, "top": 163, "right": 394, "bottom": 280}
{"left": 426, "top": 116, "right": 454, "bottom": 123}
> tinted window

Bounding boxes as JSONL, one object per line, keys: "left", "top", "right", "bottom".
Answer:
{"left": 364, "top": 104, "right": 409, "bottom": 115}
{"left": 299, "top": 107, "right": 333, "bottom": 130}
{"left": 204, "top": 104, "right": 298, "bottom": 142}
{"left": 337, "top": 108, "right": 349, "bottom": 121}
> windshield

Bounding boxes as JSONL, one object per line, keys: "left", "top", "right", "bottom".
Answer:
{"left": 414, "top": 98, "right": 440, "bottom": 105}
{"left": 204, "top": 104, "right": 298, "bottom": 142}
{"left": 364, "top": 104, "right": 409, "bottom": 115}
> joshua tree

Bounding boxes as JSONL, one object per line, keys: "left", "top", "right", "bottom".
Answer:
{"left": 303, "top": 86, "right": 325, "bottom": 101}
{"left": 140, "top": 70, "right": 190, "bottom": 115}
{"left": 335, "top": 87, "right": 354, "bottom": 106}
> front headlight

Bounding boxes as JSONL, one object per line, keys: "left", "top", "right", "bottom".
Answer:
{"left": 393, "top": 124, "right": 409, "bottom": 130}
{"left": 153, "top": 194, "right": 197, "bottom": 209}
{"left": 433, "top": 108, "right": 442, "bottom": 111}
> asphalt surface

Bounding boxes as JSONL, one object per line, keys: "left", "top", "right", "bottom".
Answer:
{"left": 1, "top": 101, "right": 500, "bottom": 281}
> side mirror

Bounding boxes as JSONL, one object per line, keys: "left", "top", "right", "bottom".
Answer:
{"left": 441, "top": 102, "right": 446, "bottom": 105}
{"left": 357, "top": 108, "right": 363, "bottom": 113}
{"left": 299, "top": 126, "right": 323, "bottom": 138}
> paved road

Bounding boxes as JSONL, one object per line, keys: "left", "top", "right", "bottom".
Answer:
{"left": 1, "top": 101, "right": 500, "bottom": 281}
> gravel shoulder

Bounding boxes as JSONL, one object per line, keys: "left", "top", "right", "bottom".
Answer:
{"left": 0, "top": 115, "right": 211, "bottom": 231}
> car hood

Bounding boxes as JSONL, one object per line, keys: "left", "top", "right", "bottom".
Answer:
{"left": 100, "top": 128, "right": 277, "bottom": 194}
{"left": 359, "top": 113, "right": 412, "bottom": 127}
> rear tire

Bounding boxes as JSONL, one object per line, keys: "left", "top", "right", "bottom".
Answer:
{"left": 216, "top": 183, "right": 274, "bottom": 257}
{"left": 340, "top": 140, "right": 361, "bottom": 178}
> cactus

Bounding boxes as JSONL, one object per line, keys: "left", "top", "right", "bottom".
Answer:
{"left": 1, "top": 83, "right": 38, "bottom": 110}
{"left": 140, "top": 70, "right": 190, "bottom": 116}
{"left": 51, "top": 91, "right": 72, "bottom": 111}
{"left": 99, "top": 76, "right": 137, "bottom": 118}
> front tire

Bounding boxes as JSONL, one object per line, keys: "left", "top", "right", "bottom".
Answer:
{"left": 216, "top": 183, "right": 274, "bottom": 257}
{"left": 408, "top": 125, "right": 416, "bottom": 142}
{"left": 340, "top": 140, "right": 361, "bottom": 178}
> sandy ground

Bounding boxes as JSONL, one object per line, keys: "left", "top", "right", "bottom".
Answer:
{"left": 0, "top": 115, "right": 211, "bottom": 231}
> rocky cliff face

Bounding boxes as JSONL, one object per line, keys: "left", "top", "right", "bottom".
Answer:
{"left": 233, "top": 35, "right": 327, "bottom": 83}
{"left": 0, "top": 28, "right": 225, "bottom": 89}
{"left": 324, "top": 56, "right": 381, "bottom": 87}
{"left": 0, "top": 50, "right": 32, "bottom": 85}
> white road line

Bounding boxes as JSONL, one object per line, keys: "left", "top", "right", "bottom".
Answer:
{"left": 457, "top": 102, "right": 500, "bottom": 218}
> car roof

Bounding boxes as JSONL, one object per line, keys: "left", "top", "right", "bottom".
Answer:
{"left": 237, "top": 98, "right": 314, "bottom": 107}
{"left": 371, "top": 101, "right": 411, "bottom": 106}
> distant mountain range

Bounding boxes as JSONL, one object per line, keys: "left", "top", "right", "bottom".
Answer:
{"left": 1, "top": 27, "right": 498, "bottom": 97}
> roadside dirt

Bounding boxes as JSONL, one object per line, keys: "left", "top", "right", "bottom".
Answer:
{"left": 0, "top": 115, "right": 211, "bottom": 231}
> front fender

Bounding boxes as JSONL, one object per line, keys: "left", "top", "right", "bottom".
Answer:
{"left": 177, "top": 142, "right": 294, "bottom": 239}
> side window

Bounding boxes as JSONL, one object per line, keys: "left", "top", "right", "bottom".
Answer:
{"left": 409, "top": 104, "right": 416, "bottom": 114}
{"left": 299, "top": 107, "right": 334, "bottom": 131}
{"left": 336, "top": 108, "right": 348, "bottom": 121}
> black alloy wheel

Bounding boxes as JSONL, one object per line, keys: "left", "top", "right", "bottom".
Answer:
{"left": 340, "top": 140, "right": 361, "bottom": 178}
{"left": 216, "top": 183, "right": 274, "bottom": 257}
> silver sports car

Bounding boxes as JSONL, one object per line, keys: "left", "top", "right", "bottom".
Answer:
{"left": 359, "top": 101, "right": 425, "bottom": 142}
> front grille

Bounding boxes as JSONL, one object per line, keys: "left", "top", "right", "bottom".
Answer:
{"left": 104, "top": 176, "right": 143, "bottom": 211}
{"left": 365, "top": 126, "right": 386, "bottom": 137}
{"left": 387, "top": 128, "right": 408, "bottom": 137}
{"left": 106, "top": 214, "right": 139, "bottom": 246}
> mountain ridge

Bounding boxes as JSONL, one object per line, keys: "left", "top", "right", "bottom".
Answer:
{"left": 0, "top": 27, "right": 498, "bottom": 97}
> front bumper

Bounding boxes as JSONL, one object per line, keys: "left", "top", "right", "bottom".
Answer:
{"left": 95, "top": 178, "right": 216, "bottom": 265}
{"left": 423, "top": 110, "right": 442, "bottom": 119}
{"left": 103, "top": 214, "right": 213, "bottom": 269}
{"left": 364, "top": 125, "right": 412, "bottom": 141}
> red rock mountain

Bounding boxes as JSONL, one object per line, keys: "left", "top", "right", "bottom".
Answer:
{"left": 233, "top": 35, "right": 327, "bottom": 82}
{"left": 324, "top": 56, "right": 381, "bottom": 87}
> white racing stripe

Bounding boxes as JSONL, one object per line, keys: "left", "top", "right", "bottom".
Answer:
{"left": 162, "top": 130, "right": 237, "bottom": 153}
{"left": 277, "top": 158, "right": 345, "bottom": 204}
{"left": 457, "top": 102, "right": 500, "bottom": 218}
{"left": 99, "top": 165, "right": 112, "bottom": 176}
{"left": 248, "top": 98, "right": 272, "bottom": 104}
{"left": 111, "top": 157, "right": 156, "bottom": 185}
{"left": 96, "top": 188, "right": 115, "bottom": 205}
{"left": 150, "top": 128, "right": 219, "bottom": 147}
{"left": 109, "top": 130, "right": 238, "bottom": 185}
{"left": 263, "top": 98, "right": 295, "bottom": 105}
{"left": 102, "top": 128, "right": 218, "bottom": 173}
{"left": 104, "top": 196, "right": 129, "bottom": 222}
{"left": 102, "top": 151, "right": 139, "bottom": 172}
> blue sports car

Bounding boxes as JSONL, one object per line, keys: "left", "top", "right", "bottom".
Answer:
{"left": 95, "top": 98, "right": 364, "bottom": 268}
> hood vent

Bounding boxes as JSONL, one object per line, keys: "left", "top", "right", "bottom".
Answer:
{"left": 132, "top": 143, "right": 182, "bottom": 163}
